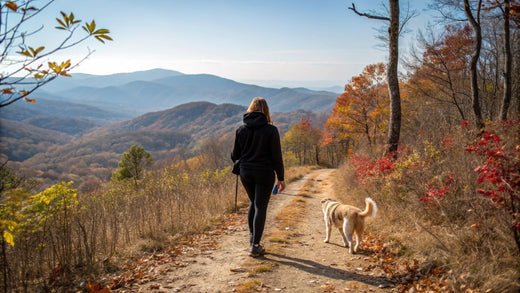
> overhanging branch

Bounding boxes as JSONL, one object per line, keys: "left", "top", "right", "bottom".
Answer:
{"left": 349, "top": 3, "right": 390, "bottom": 21}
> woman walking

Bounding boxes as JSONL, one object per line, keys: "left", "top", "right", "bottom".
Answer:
{"left": 231, "top": 97, "right": 285, "bottom": 257}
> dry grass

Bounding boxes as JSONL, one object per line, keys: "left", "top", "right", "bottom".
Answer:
{"left": 235, "top": 279, "right": 262, "bottom": 293}
{"left": 334, "top": 124, "right": 520, "bottom": 291}
{"left": 285, "top": 165, "right": 319, "bottom": 184}
{"left": 268, "top": 237, "right": 289, "bottom": 244}
{"left": 246, "top": 262, "right": 277, "bottom": 277}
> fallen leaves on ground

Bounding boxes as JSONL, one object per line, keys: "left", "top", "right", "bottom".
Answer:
{"left": 362, "top": 234, "right": 452, "bottom": 292}
{"left": 94, "top": 211, "right": 247, "bottom": 290}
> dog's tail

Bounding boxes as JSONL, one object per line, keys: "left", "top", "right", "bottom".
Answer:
{"left": 358, "top": 197, "right": 377, "bottom": 218}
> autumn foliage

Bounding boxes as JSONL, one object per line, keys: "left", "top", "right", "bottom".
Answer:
{"left": 325, "top": 7, "right": 519, "bottom": 289}
{"left": 326, "top": 63, "right": 388, "bottom": 148}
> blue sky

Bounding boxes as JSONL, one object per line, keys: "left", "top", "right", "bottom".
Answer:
{"left": 32, "top": 0, "right": 432, "bottom": 87}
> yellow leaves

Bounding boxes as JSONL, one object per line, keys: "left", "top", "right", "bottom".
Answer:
{"left": 83, "top": 20, "right": 113, "bottom": 43}
{"left": 94, "top": 34, "right": 113, "bottom": 43}
{"left": 30, "top": 46, "right": 45, "bottom": 56}
{"left": 18, "top": 46, "right": 45, "bottom": 58}
{"left": 55, "top": 11, "right": 81, "bottom": 30}
{"left": 1, "top": 220, "right": 17, "bottom": 246}
{"left": 56, "top": 12, "right": 112, "bottom": 43}
{"left": 424, "top": 140, "right": 441, "bottom": 159}
{"left": 2, "top": 230, "right": 14, "bottom": 246}
{"left": 83, "top": 20, "right": 97, "bottom": 33}
{"left": 33, "top": 71, "right": 48, "bottom": 80}
{"left": 18, "top": 50, "right": 32, "bottom": 57}
{"left": 48, "top": 59, "right": 71, "bottom": 76}
{"left": 4, "top": 1, "right": 18, "bottom": 11}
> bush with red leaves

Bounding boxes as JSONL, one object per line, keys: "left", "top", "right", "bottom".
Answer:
{"left": 466, "top": 129, "right": 520, "bottom": 251}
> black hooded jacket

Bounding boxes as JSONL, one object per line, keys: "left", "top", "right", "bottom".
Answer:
{"left": 231, "top": 111, "right": 284, "bottom": 181}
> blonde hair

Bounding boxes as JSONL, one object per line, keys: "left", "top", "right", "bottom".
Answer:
{"left": 247, "top": 97, "right": 272, "bottom": 123}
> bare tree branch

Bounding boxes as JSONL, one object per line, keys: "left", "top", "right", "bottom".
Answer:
{"left": 348, "top": 3, "right": 390, "bottom": 21}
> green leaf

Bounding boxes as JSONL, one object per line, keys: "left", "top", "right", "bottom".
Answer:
{"left": 96, "top": 34, "right": 113, "bottom": 41}
{"left": 93, "top": 28, "right": 110, "bottom": 35}
{"left": 88, "top": 20, "right": 96, "bottom": 34}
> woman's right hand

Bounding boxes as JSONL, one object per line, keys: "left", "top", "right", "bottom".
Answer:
{"left": 277, "top": 181, "right": 285, "bottom": 192}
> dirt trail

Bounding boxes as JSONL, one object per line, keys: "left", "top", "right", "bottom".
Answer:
{"left": 129, "top": 169, "right": 394, "bottom": 292}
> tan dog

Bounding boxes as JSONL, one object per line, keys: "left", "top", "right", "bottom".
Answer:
{"left": 321, "top": 197, "right": 377, "bottom": 254}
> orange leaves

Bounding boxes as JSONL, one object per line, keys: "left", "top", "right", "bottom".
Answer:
{"left": 325, "top": 63, "right": 389, "bottom": 146}
{"left": 4, "top": 1, "right": 18, "bottom": 11}
{"left": 86, "top": 282, "right": 111, "bottom": 293}
{"left": 24, "top": 97, "right": 36, "bottom": 103}
{"left": 1, "top": 88, "right": 13, "bottom": 95}
{"left": 18, "top": 46, "right": 45, "bottom": 58}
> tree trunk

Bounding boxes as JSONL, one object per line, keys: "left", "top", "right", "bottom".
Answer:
{"left": 500, "top": 0, "right": 512, "bottom": 120}
{"left": 386, "top": 0, "right": 402, "bottom": 155}
{"left": 464, "top": 0, "right": 485, "bottom": 129}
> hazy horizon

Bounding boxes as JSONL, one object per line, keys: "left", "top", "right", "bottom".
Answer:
{"left": 29, "top": 0, "right": 433, "bottom": 88}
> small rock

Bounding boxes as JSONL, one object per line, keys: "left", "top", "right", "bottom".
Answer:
{"left": 230, "top": 267, "right": 247, "bottom": 273}
{"left": 356, "top": 267, "right": 363, "bottom": 271}
{"left": 274, "top": 288, "right": 283, "bottom": 292}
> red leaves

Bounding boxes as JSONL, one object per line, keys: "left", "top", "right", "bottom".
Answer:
{"left": 466, "top": 126, "right": 520, "bottom": 230}
{"left": 441, "top": 135, "right": 453, "bottom": 149}
{"left": 465, "top": 130, "right": 515, "bottom": 203}
{"left": 420, "top": 174, "right": 455, "bottom": 202}
{"left": 350, "top": 154, "right": 395, "bottom": 184}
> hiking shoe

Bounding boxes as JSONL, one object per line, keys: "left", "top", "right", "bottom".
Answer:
{"left": 250, "top": 244, "right": 265, "bottom": 257}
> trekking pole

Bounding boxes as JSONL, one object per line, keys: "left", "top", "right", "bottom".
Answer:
{"left": 234, "top": 175, "right": 238, "bottom": 213}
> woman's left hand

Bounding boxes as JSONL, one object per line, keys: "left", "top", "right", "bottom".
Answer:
{"left": 277, "top": 181, "right": 285, "bottom": 192}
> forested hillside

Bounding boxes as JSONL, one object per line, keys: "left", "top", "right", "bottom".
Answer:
{"left": 13, "top": 102, "right": 321, "bottom": 185}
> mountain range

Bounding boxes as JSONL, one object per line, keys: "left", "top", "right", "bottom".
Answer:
{"left": 1, "top": 68, "right": 336, "bottom": 184}
{"left": 35, "top": 68, "right": 338, "bottom": 115}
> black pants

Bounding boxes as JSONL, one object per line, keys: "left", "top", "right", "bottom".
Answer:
{"left": 240, "top": 169, "right": 275, "bottom": 245}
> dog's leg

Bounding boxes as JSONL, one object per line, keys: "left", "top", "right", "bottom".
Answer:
{"left": 342, "top": 218, "right": 354, "bottom": 253}
{"left": 323, "top": 215, "right": 331, "bottom": 243}
{"left": 338, "top": 227, "right": 348, "bottom": 248}
{"left": 354, "top": 222, "right": 364, "bottom": 253}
